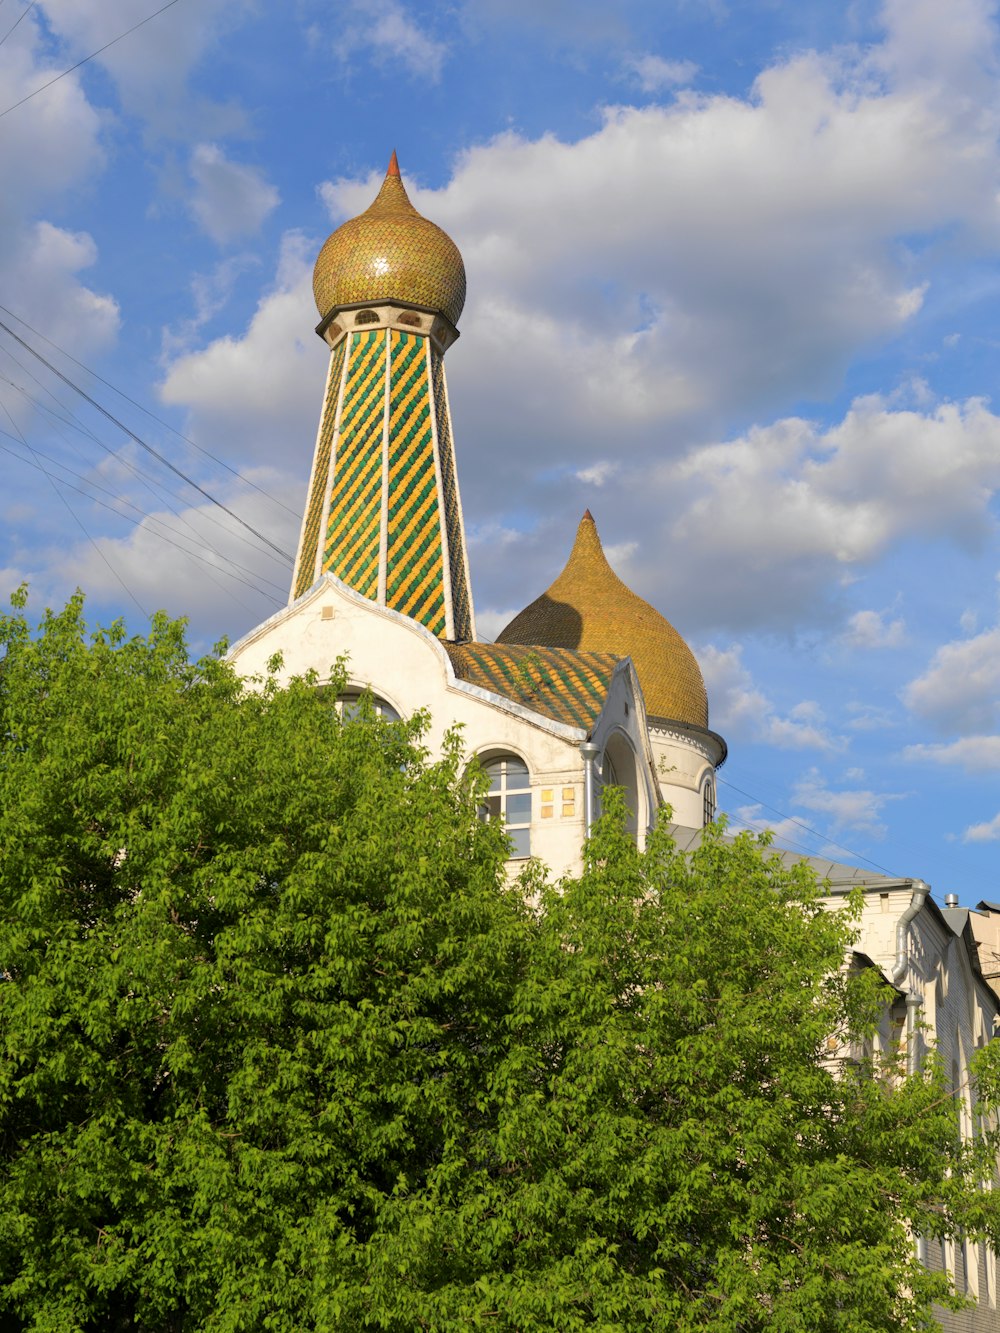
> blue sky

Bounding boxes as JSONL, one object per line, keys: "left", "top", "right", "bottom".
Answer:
{"left": 2, "top": 0, "right": 1000, "bottom": 902}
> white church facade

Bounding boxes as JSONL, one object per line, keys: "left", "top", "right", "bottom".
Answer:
{"left": 227, "top": 154, "right": 1000, "bottom": 1329}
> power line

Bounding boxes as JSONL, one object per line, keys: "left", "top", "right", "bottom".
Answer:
{"left": 0, "top": 424, "right": 286, "bottom": 607}
{"left": 0, "top": 352, "right": 290, "bottom": 582}
{"left": 0, "top": 303, "right": 299, "bottom": 518}
{"left": 717, "top": 774, "right": 895, "bottom": 876}
{"left": 0, "top": 0, "right": 185, "bottom": 120}
{"left": 0, "top": 317, "right": 293, "bottom": 563}
{"left": 0, "top": 0, "right": 36, "bottom": 50}
{"left": 0, "top": 394, "right": 149, "bottom": 620}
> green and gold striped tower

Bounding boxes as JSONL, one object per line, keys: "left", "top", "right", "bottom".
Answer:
{"left": 289, "top": 152, "right": 475, "bottom": 643}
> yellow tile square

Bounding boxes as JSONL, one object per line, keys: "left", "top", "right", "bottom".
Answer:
{"left": 561, "top": 802, "right": 575, "bottom": 818}
{"left": 562, "top": 787, "right": 574, "bottom": 801}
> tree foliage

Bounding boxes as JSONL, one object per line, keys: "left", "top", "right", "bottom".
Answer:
{"left": 2, "top": 594, "right": 999, "bottom": 1331}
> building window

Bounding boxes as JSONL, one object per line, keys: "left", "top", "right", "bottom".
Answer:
{"left": 480, "top": 755, "right": 531, "bottom": 858}
{"left": 338, "top": 692, "right": 400, "bottom": 722}
{"left": 354, "top": 309, "right": 380, "bottom": 325}
{"left": 702, "top": 775, "right": 716, "bottom": 826}
{"left": 598, "top": 736, "right": 641, "bottom": 837}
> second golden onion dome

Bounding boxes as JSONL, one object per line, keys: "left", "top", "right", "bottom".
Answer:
{"left": 313, "top": 151, "right": 466, "bottom": 328}
{"left": 497, "top": 511, "right": 709, "bottom": 729}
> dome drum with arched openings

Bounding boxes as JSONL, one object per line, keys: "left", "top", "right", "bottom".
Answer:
{"left": 313, "top": 151, "right": 466, "bottom": 330}
{"left": 497, "top": 511, "right": 709, "bottom": 731}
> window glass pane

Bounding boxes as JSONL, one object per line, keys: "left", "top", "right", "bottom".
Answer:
{"left": 508, "top": 825, "right": 531, "bottom": 858}
{"left": 482, "top": 794, "right": 502, "bottom": 820}
{"left": 504, "top": 758, "right": 529, "bottom": 782}
{"left": 339, "top": 693, "right": 400, "bottom": 722}
{"left": 506, "top": 792, "right": 531, "bottom": 821}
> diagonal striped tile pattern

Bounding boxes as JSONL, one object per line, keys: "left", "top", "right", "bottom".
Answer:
{"left": 293, "top": 338, "right": 346, "bottom": 601}
{"left": 445, "top": 642, "right": 618, "bottom": 731}
{"left": 385, "top": 330, "right": 446, "bottom": 636}
{"left": 322, "top": 330, "right": 387, "bottom": 601}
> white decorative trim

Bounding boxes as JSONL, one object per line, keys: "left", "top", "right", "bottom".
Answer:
{"left": 648, "top": 721, "right": 715, "bottom": 763}
{"left": 316, "top": 339, "right": 352, "bottom": 587}
{"left": 438, "top": 359, "right": 476, "bottom": 642}
{"left": 377, "top": 327, "right": 391, "bottom": 606}
{"left": 288, "top": 349, "right": 337, "bottom": 604}
{"left": 230, "top": 573, "right": 589, "bottom": 743}
{"left": 425, "top": 337, "right": 455, "bottom": 641}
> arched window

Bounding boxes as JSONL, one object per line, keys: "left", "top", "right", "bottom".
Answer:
{"left": 598, "top": 734, "right": 640, "bottom": 836}
{"left": 398, "top": 311, "right": 422, "bottom": 327}
{"left": 702, "top": 774, "right": 716, "bottom": 826}
{"left": 338, "top": 692, "right": 400, "bottom": 722}
{"left": 354, "top": 309, "right": 380, "bottom": 325}
{"left": 479, "top": 755, "right": 531, "bottom": 858}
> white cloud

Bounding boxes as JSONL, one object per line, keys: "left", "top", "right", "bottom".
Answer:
{"left": 55, "top": 475, "right": 300, "bottom": 640}
{"left": 0, "top": 15, "right": 118, "bottom": 362}
{"left": 902, "top": 624, "right": 1000, "bottom": 734}
{"left": 790, "top": 767, "right": 907, "bottom": 839}
{"left": 575, "top": 461, "right": 617, "bottom": 486}
{"left": 699, "top": 643, "right": 846, "bottom": 751}
{"left": 840, "top": 608, "right": 907, "bottom": 649}
{"left": 474, "top": 608, "right": 519, "bottom": 642}
{"left": 159, "top": 232, "right": 327, "bottom": 467}
{"left": 2, "top": 222, "right": 119, "bottom": 353}
{"left": 36, "top": 0, "right": 254, "bottom": 136}
{"left": 625, "top": 54, "right": 698, "bottom": 92}
{"left": 904, "top": 735, "right": 1000, "bottom": 772}
{"left": 161, "top": 254, "right": 263, "bottom": 359}
{"left": 333, "top": 1, "right": 448, "bottom": 82}
{"left": 963, "top": 811, "right": 1000, "bottom": 843}
{"left": 649, "top": 394, "right": 1000, "bottom": 631}
{"left": 846, "top": 702, "right": 897, "bottom": 731}
{"left": 310, "top": 4, "right": 1000, "bottom": 642}
{"left": 730, "top": 803, "right": 807, "bottom": 847}
{"left": 188, "top": 144, "right": 279, "bottom": 244}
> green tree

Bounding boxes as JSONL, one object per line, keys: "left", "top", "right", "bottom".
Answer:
{"left": 1, "top": 593, "right": 998, "bottom": 1331}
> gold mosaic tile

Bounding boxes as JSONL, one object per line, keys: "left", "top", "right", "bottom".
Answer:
{"left": 313, "top": 153, "right": 466, "bottom": 328}
{"left": 497, "top": 511, "right": 709, "bottom": 729}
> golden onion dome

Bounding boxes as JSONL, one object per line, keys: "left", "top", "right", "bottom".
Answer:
{"left": 313, "top": 151, "right": 466, "bottom": 327}
{"left": 496, "top": 511, "right": 709, "bottom": 728}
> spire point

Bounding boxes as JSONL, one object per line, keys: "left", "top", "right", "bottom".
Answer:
{"left": 387, "top": 149, "right": 401, "bottom": 178}
{"left": 582, "top": 508, "right": 594, "bottom": 522}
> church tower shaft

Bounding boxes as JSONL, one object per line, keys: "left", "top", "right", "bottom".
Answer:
{"left": 291, "top": 323, "right": 473, "bottom": 640}
{"left": 289, "top": 152, "right": 474, "bottom": 642}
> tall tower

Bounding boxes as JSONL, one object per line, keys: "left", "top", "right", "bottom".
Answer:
{"left": 290, "top": 152, "right": 475, "bottom": 643}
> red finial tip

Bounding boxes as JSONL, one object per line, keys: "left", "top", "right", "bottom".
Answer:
{"left": 387, "top": 149, "right": 400, "bottom": 177}
{"left": 582, "top": 508, "right": 594, "bottom": 521}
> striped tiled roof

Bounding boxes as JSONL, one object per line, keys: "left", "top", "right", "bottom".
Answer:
{"left": 445, "top": 642, "right": 618, "bottom": 731}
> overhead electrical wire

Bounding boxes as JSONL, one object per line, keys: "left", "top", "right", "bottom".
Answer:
{"left": 0, "top": 394, "right": 149, "bottom": 620}
{"left": 717, "top": 773, "right": 895, "bottom": 876}
{"left": 0, "top": 317, "right": 293, "bottom": 563}
{"left": 0, "top": 423, "right": 287, "bottom": 607}
{"left": 0, "top": 364, "right": 290, "bottom": 600}
{"left": 0, "top": 422, "right": 285, "bottom": 613}
{"left": 0, "top": 303, "right": 298, "bottom": 519}
{"left": 0, "top": 0, "right": 36, "bottom": 50}
{"left": 0, "top": 0, "right": 185, "bottom": 120}
{"left": 0, "top": 352, "right": 291, "bottom": 582}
